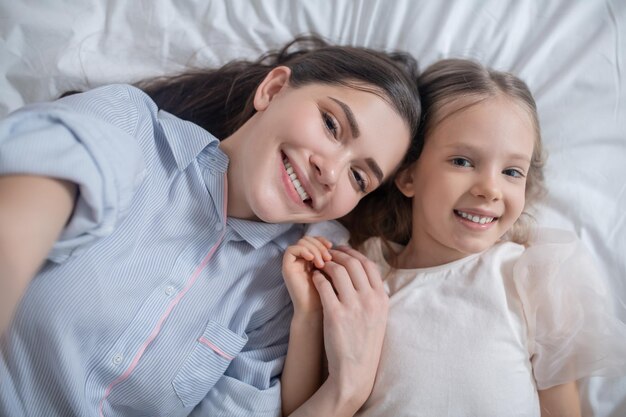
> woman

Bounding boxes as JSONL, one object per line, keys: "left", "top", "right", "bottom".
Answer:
{"left": 0, "top": 36, "right": 420, "bottom": 416}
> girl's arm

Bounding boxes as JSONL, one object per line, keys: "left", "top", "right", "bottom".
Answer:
{"left": 0, "top": 175, "right": 77, "bottom": 333}
{"left": 281, "top": 236, "right": 332, "bottom": 415}
{"left": 288, "top": 246, "right": 389, "bottom": 417}
{"left": 538, "top": 382, "right": 581, "bottom": 417}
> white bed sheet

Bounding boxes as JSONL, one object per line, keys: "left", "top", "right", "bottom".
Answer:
{"left": 1, "top": 0, "right": 625, "bottom": 415}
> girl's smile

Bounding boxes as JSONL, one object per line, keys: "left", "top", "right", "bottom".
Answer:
{"left": 454, "top": 209, "right": 499, "bottom": 229}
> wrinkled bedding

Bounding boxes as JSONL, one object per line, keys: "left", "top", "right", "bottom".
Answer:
{"left": 1, "top": 1, "right": 625, "bottom": 415}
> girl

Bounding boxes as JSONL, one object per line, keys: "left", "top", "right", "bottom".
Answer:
{"left": 352, "top": 58, "right": 626, "bottom": 416}
{"left": 0, "top": 36, "right": 420, "bottom": 417}
{"left": 284, "top": 58, "right": 626, "bottom": 416}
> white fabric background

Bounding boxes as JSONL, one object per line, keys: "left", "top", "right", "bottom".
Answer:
{"left": 1, "top": 0, "right": 625, "bottom": 415}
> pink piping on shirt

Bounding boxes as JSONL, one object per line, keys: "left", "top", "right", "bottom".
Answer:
{"left": 98, "top": 176, "right": 228, "bottom": 417}
{"left": 198, "top": 336, "right": 235, "bottom": 360}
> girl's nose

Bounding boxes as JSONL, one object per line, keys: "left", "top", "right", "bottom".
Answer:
{"left": 471, "top": 173, "right": 502, "bottom": 201}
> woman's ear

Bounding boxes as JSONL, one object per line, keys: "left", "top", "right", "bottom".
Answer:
{"left": 254, "top": 66, "right": 291, "bottom": 111}
{"left": 394, "top": 165, "right": 416, "bottom": 198}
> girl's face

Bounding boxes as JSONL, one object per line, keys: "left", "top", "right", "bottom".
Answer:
{"left": 396, "top": 95, "right": 535, "bottom": 267}
{"left": 221, "top": 67, "right": 411, "bottom": 223}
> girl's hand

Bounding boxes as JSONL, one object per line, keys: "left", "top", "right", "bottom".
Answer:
{"left": 313, "top": 246, "right": 389, "bottom": 409}
{"left": 282, "top": 236, "right": 333, "bottom": 315}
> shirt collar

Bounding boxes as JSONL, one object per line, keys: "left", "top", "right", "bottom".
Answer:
{"left": 158, "top": 110, "right": 304, "bottom": 249}
{"left": 158, "top": 110, "right": 225, "bottom": 171}
{"left": 227, "top": 218, "right": 304, "bottom": 250}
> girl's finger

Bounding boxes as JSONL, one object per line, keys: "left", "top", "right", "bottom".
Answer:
{"left": 303, "top": 236, "right": 332, "bottom": 261}
{"left": 286, "top": 245, "right": 314, "bottom": 262}
{"left": 298, "top": 237, "right": 331, "bottom": 267}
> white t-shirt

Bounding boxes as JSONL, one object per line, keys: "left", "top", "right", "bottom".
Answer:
{"left": 356, "top": 228, "right": 626, "bottom": 417}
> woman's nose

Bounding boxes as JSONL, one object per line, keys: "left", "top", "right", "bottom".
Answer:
{"left": 311, "top": 153, "right": 343, "bottom": 190}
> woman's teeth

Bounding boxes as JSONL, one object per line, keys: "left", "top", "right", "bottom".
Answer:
{"left": 283, "top": 158, "right": 310, "bottom": 202}
{"left": 456, "top": 210, "right": 495, "bottom": 224}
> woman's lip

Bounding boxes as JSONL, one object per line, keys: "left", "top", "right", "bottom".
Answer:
{"left": 280, "top": 152, "right": 311, "bottom": 208}
{"left": 281, "top": 152, "right": 314, "bottom": 206}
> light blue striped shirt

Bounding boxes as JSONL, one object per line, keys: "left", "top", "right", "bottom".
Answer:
{"left": 0, "top": 84, "right": 304, "bottom": 417}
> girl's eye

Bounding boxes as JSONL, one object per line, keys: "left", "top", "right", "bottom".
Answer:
{"left": 451, "top": 157, "right": 472, "bottom": 167}
{"left": 351, "top": 169, "right": 368, "bottom": 193}
{"left": 322, "top": 111, "right": 338, "bottom": 138}
{"left": 503, "top": 168, "right": 525, "bottom": 178}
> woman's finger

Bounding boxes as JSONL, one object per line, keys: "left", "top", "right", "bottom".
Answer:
{"left": 326, "top": 249, "right": 371, "bottom": 292}
{"left": 334, "top": 246, "right": 384, "bottom": 291}
{"left": 312, "top": 270, "right": 339, "bottom": 310}
{"left": 321, "top": 260, "right": 359, "bottom": 302}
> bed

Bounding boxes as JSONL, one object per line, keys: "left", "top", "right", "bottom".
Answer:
{"left": 1, "top": 0, "right": 624, "bottom": 415}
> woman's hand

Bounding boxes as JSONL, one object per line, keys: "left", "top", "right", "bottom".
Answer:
{"left": 282, "top": 236, "right": 333, "bottom": 315}
{"left": 314, "top": 246, "right": 389, "bottom": 411}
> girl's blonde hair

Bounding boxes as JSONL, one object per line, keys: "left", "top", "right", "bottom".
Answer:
{"left": 342, "top": 58, "right": 546, "bottom": 250}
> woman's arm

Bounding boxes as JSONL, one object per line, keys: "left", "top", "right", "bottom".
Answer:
{"left": 538, "top": 381, "right": 581, "bottom": 417}
{"left": 0, "top": 175, "right": 76, "bottom": 333}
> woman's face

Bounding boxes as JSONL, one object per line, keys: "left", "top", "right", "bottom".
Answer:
{"left": 221, "top": 67, "right": 411, "bottom": 223}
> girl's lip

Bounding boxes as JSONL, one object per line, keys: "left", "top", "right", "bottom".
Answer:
{"left": 454, "top": 209, "right": 499, "bottom": 229}
{"left": 455, "top": 208, "right": 499, "bottom": 218}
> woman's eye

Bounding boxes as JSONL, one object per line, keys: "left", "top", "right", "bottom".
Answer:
{"left": 451, "top": 157, "right": 472, "bottom": 167}
{"left": 503, "top": 168, "right": 525, "bottom": 178}
{"left": 322, "top": 111, "right": 338, "bottom": 138}
{"left": 352, "top": 169, "right": 368, "bottom": 193}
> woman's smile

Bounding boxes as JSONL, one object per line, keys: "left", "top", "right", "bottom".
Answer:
{"left": 281, "top": 152, "right": 313, "bottom": 208}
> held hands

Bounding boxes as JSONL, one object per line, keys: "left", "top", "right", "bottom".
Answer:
{"left": 282, "top": 238, "right": 389, "bottom": 412}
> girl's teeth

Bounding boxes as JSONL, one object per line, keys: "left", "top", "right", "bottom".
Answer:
{"left": 283, "top": 158, "right": 310, "bottom": 202}
{"left": 457, "top": 210, "right": 494, "bottom": 224}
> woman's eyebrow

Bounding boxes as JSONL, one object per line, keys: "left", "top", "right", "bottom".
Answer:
{"left": 327, "top": 96, "right": 382, "bottom": 183}
{"left": 329, "top": 97, "right": 360, "bottom": 138}
{"left": 366, "top": 157, "right": 384, "bottom": 184}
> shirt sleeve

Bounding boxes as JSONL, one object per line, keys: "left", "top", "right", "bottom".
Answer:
{"left": 189, "top": 303, "right": 292, "bottom": 417}
{"left": 0, "top": 85, "right": 149, "bottom": 262}
{"left": 305, "top": 220, "right": 351, "bottom": 246}
{"left": 512, "top": 228, "right": 626, "bottom": 389}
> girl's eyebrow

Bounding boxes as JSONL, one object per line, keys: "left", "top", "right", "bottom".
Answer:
{"left": 328, "top": 97, "right": 361, "bottom": 138}
{"left": 445, "top": 143, "right": 531, "bottom": 163}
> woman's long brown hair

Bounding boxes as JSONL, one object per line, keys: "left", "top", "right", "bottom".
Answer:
{"left": 136, "top": 34, "right": 421, "bottom": 142}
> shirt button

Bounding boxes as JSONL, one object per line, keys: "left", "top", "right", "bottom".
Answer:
{"left": 112, "top": 354, "right": 123, "bottom": 365}
{"left": 215, "top": 223, "right": 223, "bottom": 231}
{"left": 165, "top": 285, "right": 175, "bottom": 296}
